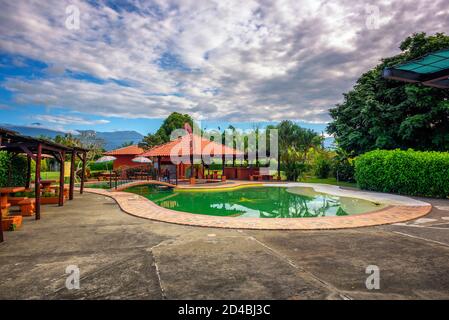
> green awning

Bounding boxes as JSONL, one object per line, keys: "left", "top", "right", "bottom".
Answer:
{"left": 383, "top": 48, "right": 449, "bottom": 88}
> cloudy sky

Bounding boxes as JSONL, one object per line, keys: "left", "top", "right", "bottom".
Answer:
{"left": 0, "top": 0, "right": 448, "bottom": 134}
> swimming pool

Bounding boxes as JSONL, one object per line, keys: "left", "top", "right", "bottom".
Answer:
{"left": 123, "top": 185, "right": 386, "bottom": 218}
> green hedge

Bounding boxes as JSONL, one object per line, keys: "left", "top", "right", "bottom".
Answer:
{"left": 0, "top": 151, "right": 28, "bottom": 187}
{"left": 88, "top": 160, "right": 113, "bottom": 171}
{"left": 355, "top": 149, "right": 449, "bottom": 198}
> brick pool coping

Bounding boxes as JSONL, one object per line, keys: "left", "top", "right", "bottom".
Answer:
{"left": 80, "top": 181, "right": 432, "bottom": 230}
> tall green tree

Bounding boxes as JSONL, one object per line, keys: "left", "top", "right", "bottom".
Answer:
{"left": 139, "top": 112, "right": 194, "bottom": 149}
{"left": 327, "top": 32, "right": 449, "bottom": 155}
{"left": 276, "top": 120, "right": 322, "bottom": 181}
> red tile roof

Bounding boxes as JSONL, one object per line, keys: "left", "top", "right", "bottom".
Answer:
{"left": 140, "top": 134, "right": 243, "bottom": 157}
{"left": 104, "top": 145, "right": 144, "bottom": 156}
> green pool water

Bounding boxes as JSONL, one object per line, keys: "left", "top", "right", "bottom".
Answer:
{"left": 123, "top": 185, "right": 386, "bottom": 218}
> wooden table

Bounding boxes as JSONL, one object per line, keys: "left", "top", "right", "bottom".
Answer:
{"left": 40, "top": 180, "right": 56, "bottom": 192}
{"left": 0, "top": 187, "right": 26, "bottom": 217}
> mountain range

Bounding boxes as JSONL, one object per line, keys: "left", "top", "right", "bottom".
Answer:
{"left": 1, "top": 124, "right": 335, "bottom": 151}
{"left": 0, "top": 124, "right": 144, "bottom": 151}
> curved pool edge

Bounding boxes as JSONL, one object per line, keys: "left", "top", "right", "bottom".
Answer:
{"left": 265, "top": 182, "right": 431, "bottom": 207}
{"left": 79, "top": 186, "right": 432, "bottom": 230}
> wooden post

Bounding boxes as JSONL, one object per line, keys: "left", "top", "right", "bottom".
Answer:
{"left": 190, "top": 153, "right": 195, "bottom": 179}
{"left": 277, "top": 151, "right": 281, "bottom": 180}
{"left": 26, "top": 154, "right": 31, "bottom": 189}
{"left": 35, "top": 143, "right": 42, "bottom": 220}
{"left": 0, "top": 207, "right": 3, "bottom": 242}
{"left": 157, "top": 156, "right": 161, "bottom": 181}
{"left": 189, "top": 134, "right": 195, "bottom": 179}
{"left": 222, "top": 153, "right": 225, "bottom": 177}
{"left": 255, "top": 131, "right": 259, "bottom": 167}
{"left": 175, "top": 164, "right": 178, "bottom": 185}
{"left": 80, "top": 151, "right": 86, "bottom": 194}
{"left": 201, "top": 160, "right": 205, "bottom": 179}
{"left": 58, "top": 151, "right": 65, "bottom": 206}
{"left": 0, "top": 136, "right": 3, "bottom": 241}
{"left": 69, "top": 151, "right": 75, "bottom": 200}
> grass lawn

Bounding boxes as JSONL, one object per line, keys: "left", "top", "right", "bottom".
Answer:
{"left": 40, "top": 171, "right": 60, "bottom": 180}
{"left": 39, "top": 170, "right": 357, "bottom": 189}
{"left": 39, "top": 171, "right": 71, "bottom": 184}
{"left": 299, "top": 176, "right": 358, "bottom": 188}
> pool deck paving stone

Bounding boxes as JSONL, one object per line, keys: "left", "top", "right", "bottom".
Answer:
{"left": 0, "top": 184, "right": 448, "bottom": 299}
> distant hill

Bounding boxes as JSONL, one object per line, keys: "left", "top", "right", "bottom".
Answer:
{"left": 76, "top": 130, "right": 144, "bottom": 150}
{"left": 1, "top": 125, "right": 64, "bottom": 140}
{"left": 0, "top": 124, "right": 144, "bottom": 151}
{"left": 1, "top": 123, "right": 335, "bottom": 151}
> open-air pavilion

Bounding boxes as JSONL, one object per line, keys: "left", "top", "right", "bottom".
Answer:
{"left": 383, "top": 48, "right": 449, "bottom": 88}
{"left": 139, "top": 133, "right": 245, "bottom": 184}
{"left": 0, "top": 127, "right": 88, "bottom": 242}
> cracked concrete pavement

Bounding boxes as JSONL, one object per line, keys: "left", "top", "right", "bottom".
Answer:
{"left": 1, "top": 193, "right": 448, "bottom": 299}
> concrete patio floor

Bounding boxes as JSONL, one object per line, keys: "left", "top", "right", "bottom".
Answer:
{"left": 0, "top": 193, "right": 448, "bottom": 300}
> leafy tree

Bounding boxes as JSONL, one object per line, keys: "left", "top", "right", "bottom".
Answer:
{"left": 327, "top": 32, "right": 449, "bottom": 155}
{"left": 54, "top": 133, "right": 81, "bottom": 148}
{"left": 54, "top": 133, "right": 104, "bottom": 161}
{"left": 140, "top": 112, "right": 194, "bottom": 149}
{"left": 276, "top": 120, "right": 323, "bottom": 181}
{"left": 332, "top": 147, "right": 355, "bottom": 182}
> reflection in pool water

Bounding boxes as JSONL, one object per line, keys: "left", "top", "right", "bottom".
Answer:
{"left": 124, "top": 185, "right": 386, "bottom": 218}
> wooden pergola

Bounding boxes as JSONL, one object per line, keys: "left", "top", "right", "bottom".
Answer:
{"left": 0, "top": 128, "right": 88, "bottom": 242}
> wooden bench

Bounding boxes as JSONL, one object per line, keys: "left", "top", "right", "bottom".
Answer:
{"left": 1, "top": 203, "right": 11, "bottom": 216}
{"left": 2, "top": 215, "right": 22, "bottom": 231}
{"left": 8, "top": 197, "right": 28, "bottom": 206}
{"left": 18, "top": 198, "right": 36, "bottom": 216}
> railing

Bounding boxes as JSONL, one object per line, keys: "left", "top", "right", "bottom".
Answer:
{"left": 109, "top": 165, "right": 179, "bottom": 189}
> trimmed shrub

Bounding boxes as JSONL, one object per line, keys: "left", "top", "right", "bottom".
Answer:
{"left": 88, "top": 160, "right": 113, "bottom": 171}
{"left": 355, "top": 149, "right": 449, "bottom": 198}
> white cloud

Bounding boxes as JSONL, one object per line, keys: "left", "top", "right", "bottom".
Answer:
{"left": 35, "top": 114, "right": 110, "bottom": 125}
{"left": 0, "top": 0, "right": 448, "bottom": 123}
